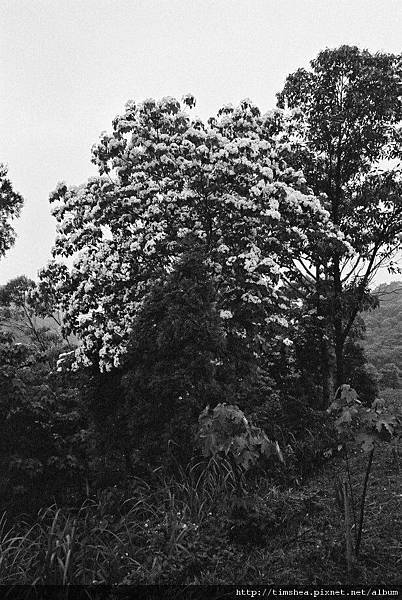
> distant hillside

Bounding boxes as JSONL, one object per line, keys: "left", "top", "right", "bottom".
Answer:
{"left": 363, "top": 281, "right": 402, "bottom": 372}
{"left": 0, "top": 313, "right": 78, "bottom": 348}
{"left": 0, "top": 315, "right": 60, "bottom": 342}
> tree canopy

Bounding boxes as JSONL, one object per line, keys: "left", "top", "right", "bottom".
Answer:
{"left": 38, "top": 96, "right": 347, "bottom": 372}
{"left": 276, "top": 45, "right": 402, "bottom": 398}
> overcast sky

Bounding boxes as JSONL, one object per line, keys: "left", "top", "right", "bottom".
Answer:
{"left": 1, "top": 0, "right": 401, "bottom": 285}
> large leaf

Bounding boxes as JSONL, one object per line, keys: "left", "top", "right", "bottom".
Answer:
{"left": 198, "top": 403, "right": 283, "bottom": 471}
{"left": 375, "top": 414, "right": 398, "bottom": 436}
{"left": 355, "top": 433, "right": 375, "bottom": 453}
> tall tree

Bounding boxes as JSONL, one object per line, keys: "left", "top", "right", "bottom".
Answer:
{"left": 0, "top": 276, "right": 45, "bottom": 348}
{"left": 0, "top": 164, "right": 23, "bottom": 259}
{"left": 277, "top": 45, "right": 402, "bottom": 403}
{"left": 38, "top": 95, "right": 347, "bottom": 373}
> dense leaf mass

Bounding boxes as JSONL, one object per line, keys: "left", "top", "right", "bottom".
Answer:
{"left": 38, "top": 97, "right": 348, "bottom": 371}
{"left": 276, "top": 45, "right": 402, "bottom": 401}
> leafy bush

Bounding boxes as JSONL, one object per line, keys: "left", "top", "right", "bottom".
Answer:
{"left": 198, "top": 403, "right": 283, "bottom": 472}
{"left": 250, "top": 394, "right": 338, "bottom": 480}
{"left": 0, "top": 332, "right": 91, "bottom": 513}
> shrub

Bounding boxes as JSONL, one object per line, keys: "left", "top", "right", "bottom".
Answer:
{"left": 0, "top": 332, "right": 91, "bottom": 513}
{"left": 250, "top": 394, "right": 338, "bottom": 480}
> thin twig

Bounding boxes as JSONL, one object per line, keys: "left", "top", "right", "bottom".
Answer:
{"left": 356, "top": 446, "right": 375, "bottom": 557}
{"left": 343, "top": 447, "right": 357, "bottom": 544}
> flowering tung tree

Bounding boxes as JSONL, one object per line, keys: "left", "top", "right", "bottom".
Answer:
{"left": 38, "top": 96, "right": 350, "bottom": 372}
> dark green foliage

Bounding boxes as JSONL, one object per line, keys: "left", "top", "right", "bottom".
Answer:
{"left": 0, "top": 332, "right": 91, "bottom": 513}
{"left": 277, "top": 45, "right": 402, "bottom": 186}
{"left": 250, "top": 394, "right": 338, "bottom": 480}
{"left": 277, "top": 45, "right": 402, "bottom": 395}
{"left": 83, "top": 367, "right": 138, "bottom": 483}
{"left": 122, "top": 249, "right": 227, "bottom": 466}
{"left": 289, "top": 287, "right": 333, "bottom": 409}
{"left": 198, "top": 403, "right": 283, "bottom": 479}
{"left": 348, "top": 364, "right": 379, "bottom": 406}
{"left": 289, "top": 291, "right": 379, "bottom": 408}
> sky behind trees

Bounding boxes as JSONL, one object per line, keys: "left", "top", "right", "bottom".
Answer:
{"left": 1, "top": 0, "right": 401, "bottom": 284}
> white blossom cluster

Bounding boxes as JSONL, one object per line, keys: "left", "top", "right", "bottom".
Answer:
{"left": 39, "top": 96, "right": 351, "bottom": 371}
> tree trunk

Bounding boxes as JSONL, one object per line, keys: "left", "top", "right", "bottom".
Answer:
{"left": 356, "top": 446, "right": 375, "bottom": 557}
{"left": 343, "top": 478, "right": 354, "bottom": 578}
{"left": 335, "top": 334, "right": 345, "bottom": 390}
{"left": 320, "top": 335, "right": 336, "bottom": 409}
{"left": 333, "top": 253, "right": 345, "bottom": 390}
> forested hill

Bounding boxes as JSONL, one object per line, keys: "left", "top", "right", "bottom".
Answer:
{"left": 363, "top": 281, "right": 402, "bottom": 372}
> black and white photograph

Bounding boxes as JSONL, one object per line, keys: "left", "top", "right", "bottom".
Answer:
{"left": 0, "top": 1, "right": 401, "bottom": 596}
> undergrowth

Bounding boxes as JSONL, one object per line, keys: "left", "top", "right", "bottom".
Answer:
{"left": 0, "top": 436, "right": 400, "bottom": 586}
